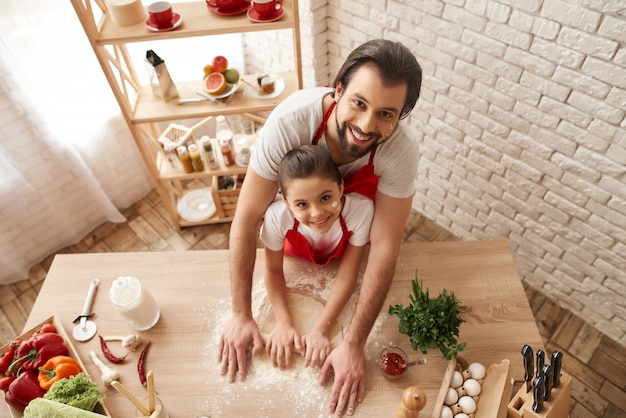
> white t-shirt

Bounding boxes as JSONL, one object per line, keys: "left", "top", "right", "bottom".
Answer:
{"left": 260, "top": 194, "right": 374, "bottom": 261}
{"left": 250, "top": 87, "right": 420, "bottom": 199}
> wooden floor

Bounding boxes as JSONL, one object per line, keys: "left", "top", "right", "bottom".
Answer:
{"left": 1, "top": 189, "right": 624, "bottom": 417}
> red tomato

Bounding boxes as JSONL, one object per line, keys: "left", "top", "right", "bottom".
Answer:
{"left": 0, "top": 376, "right": 15, "bottom": 391}
{"left": 39, "top": 323, "right": 57, "bottom": 333}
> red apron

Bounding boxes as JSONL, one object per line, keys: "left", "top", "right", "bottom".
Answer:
{"left": 284, "top": 215, "right": 353, "bottom": 266}
{"left": 312, "top": 101, "right": 379, "bottom": 201}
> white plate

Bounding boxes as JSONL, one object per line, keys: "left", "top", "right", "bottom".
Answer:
{"left": 204, "top": 82, "right": 241, "bottom": 99}
{"left": 243, "top": 76, "right": 285, "bottom": 99}
{"left": 177, "top": 189, "right": 216, "bottom": 222}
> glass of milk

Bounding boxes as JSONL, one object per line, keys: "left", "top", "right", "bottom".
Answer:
{"left": 109, "top": 276, "right": 160, "bottom": 330}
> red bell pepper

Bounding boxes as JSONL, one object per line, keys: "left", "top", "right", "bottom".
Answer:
{"left": 0, "top": 340, "right": 20, "bottom": 374}
{"left": 3, "top": 370, "right": 45, "bottom": 413}
{"left": 9, "top": 332, "right": 67, "bottom": 374}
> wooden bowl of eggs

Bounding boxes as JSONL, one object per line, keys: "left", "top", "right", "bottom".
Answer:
{"left": 434, "top": 358, "right": 513, "bottom": 418}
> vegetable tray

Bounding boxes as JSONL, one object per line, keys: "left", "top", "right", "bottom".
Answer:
{"left": 0, "top": 315, "right": 111, "bottom": 417}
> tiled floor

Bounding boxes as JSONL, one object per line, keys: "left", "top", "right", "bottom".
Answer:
{"left": 1, "top": 189, "right": 624, "bottom": 417}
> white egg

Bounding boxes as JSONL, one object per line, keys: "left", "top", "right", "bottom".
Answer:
{"left": 463, "top": 378, "right": 482, "bottom": 396}
{"left": 467, "top": 362, "right": 486, "bottom": 380}
{"left": 450, "top": 370, "right": 464, "bottom": 388}
{"left": 444, "top": 387, "right": 459, "bottom": 406}
{"left": 454, "top": 414, "right": 469, "bottom": 418}
{"left": 458, "top": 395, "right": 477, "bottom": 414}
{"left": 441, "top": 405, "right": 453, "bottom": 418}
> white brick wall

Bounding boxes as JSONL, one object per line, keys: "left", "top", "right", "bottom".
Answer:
{"left": 326, "top": 0, "right": 626, "bottom": 343}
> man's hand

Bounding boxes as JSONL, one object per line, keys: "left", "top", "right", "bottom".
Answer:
{"left": 319, "top": 340, "right": 366, "bottom": 417}
{"left": 218, "top": 314, "right": 265, "bottom": 382}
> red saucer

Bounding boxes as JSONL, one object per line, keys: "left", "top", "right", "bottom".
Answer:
{"left": 145, "top": 13, "right": 183, "bottom": 32}
{"left": 247, "top": 6, "right": 284, "bottom": 22}
{"left": 206, "top": 0, "right": 251, "bottom": 16}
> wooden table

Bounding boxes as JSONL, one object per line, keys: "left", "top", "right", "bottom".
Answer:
{"left": 1, "top": 241, "right": 544, "bottom": 417}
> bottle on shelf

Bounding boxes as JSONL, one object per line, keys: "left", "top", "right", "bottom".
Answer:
{"left": 200, "top": 135, "right": 220, "bottom": 170}
{"left": 176, "top": 145, "right": 194, "bottom": 174}
{"left": 215, "top": 115, "right": 235, "bottom": 153}
{"left": 162, "top": 140, "right": 182, "bottom": 171}
{"left": 220, "top": 138, "right": 235, "bottom": 167}
{"left": 188, "top": 143, "right": 205, "bottom": 172}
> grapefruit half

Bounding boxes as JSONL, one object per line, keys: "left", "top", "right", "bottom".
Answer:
{"left": 205, "top": 72, "right": 227, "bottom": 95}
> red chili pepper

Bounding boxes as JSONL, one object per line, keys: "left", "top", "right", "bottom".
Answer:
{"left": 9, "top": 332, "right": 67, "bottom": 373}
{"left": 3, "top": 370, "right": 45, "bottom": 413}
{"left": 0, "top": 340, "right": 20, "bottom": 375}
{"left": 137, "top": 340, "right": 151, "bottom": 386}
{"left": 98, "top": 335, "right": 125, "bottom": 364}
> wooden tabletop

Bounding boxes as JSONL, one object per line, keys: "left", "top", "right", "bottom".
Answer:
{"left": 1, "top": 241, "right": 543, "bottom": 417}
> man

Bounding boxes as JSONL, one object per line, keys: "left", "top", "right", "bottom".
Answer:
{"left": 218, "top": 39, "right": 422, "bottom": 416}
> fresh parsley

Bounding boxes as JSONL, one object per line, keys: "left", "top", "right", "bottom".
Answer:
{"left": 388, "top": 271, "right": 471, "bottom": 360}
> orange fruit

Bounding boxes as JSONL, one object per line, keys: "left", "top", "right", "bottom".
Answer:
{"left": 204, "top": 72, "right": 227, "bottom": 95}
{"left": 203, "top": 64, "right": 213, "bottom": 77}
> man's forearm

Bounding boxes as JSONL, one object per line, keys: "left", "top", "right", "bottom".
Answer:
{"left": 228, "top": 219, "right": 259, "bottom": 317}
{"left": 344, "top": 194, "right": 412, "bottom": 347}
{"left": 343, "top": 246, "right": 398, "bottom": 347}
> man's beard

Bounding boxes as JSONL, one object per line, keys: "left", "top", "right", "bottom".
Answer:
{"left": 336, "top": 120, "right": 380, "bottom": 159}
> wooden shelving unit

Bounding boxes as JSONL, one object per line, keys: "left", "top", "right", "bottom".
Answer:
{"left": 70, "top": 0, "right": 302, "bottom": 230}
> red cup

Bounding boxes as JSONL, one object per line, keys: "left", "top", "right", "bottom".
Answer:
{"left": 252, "top": 0, "right": 281, "bottom": 17}
{"left": 215, "top": 0, "right": 244, "bottom": 9}
{"left": 147, "top": 1, "right": 173, "bottom": 27}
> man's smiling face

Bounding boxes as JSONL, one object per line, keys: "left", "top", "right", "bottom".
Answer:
{"left": 334, "top": 63, "right": 408, "bottom": 159}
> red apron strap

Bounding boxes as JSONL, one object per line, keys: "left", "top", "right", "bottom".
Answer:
{"left": 312, "top": 101, "right": 336, "bottom": 145}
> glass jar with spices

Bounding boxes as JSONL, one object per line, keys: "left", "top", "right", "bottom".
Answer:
{"left": 188, "top": 143, "right": 205, "bottom": 172}
{"left": 176, "top": 145, "right": 194, "bottom": 173}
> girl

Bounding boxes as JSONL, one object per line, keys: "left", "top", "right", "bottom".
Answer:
{"left": 260, "top": 145, "right": 374, "bottom": 370}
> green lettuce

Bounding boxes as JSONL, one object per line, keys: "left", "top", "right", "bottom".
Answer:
{"left": 42, "top": 372, "right": 104, "bottom": 412}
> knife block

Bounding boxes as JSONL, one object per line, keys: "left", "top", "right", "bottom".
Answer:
{"left": 506, "top": 372, "right": 571, "bottom": 418}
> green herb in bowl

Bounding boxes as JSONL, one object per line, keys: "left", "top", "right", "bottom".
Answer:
{"left": 388, "top": 271, "right": 471, "bottom": 360}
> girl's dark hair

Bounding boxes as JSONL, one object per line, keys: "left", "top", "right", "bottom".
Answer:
{"left": 278, "top": 145, "right": 342, "bottom": 194}
{"left": 332, "top": 39, "right": 422, "bottom": 119}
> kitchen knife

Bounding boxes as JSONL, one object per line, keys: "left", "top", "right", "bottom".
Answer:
{"left": 542, "top": 364, "right": 553, "bottom": 400}
{"left": 536, "top": 349, "right": 545, "bottom": 378}
{"left": 551, "top": 350, "right": 563, "bottom": 387}
{"left": 522, "top": 345, "right": 534, "bottom": 392}
{"left": 532, "top": 375, "right": 545, "bottom": 413}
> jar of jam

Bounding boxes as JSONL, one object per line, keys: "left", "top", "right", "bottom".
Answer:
{"left": 176, "top": 145, "right": 193, "bottom": 174}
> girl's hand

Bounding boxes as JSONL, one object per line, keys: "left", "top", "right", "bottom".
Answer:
{"left": 302, "top": 331, "right": 331, "bottom": 368}
{"left": 265, "top": 323, "right": 300, "bottom": 370}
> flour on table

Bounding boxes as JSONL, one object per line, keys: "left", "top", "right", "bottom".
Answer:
{"left": 197, "top": 263, "right": 361, "bottom": 416}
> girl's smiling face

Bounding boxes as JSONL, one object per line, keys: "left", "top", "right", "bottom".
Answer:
{"left": 283, "top": 175, "right": 344, "bottom": 234}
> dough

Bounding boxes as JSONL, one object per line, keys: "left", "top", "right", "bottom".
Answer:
{"left": 254, "top": 293, "right": 343, "bottom": 378}
{"left": 259, "top": 292, "right": 344, "bottom": 354}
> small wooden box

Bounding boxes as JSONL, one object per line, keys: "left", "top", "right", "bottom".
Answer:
{"left": 432, "top": 358, "right": 514, "bottom": 418}
{"left": 0, "top": 316, "right": 111, "bottom": 417}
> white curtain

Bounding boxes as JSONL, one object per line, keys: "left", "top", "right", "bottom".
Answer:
{"left": 0, "top": 0, "right": 153, "bottom": 284}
